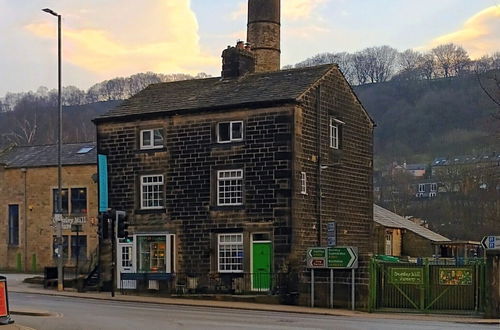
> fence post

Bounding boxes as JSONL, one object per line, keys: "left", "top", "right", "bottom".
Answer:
{"left": 368, "top": 258, "right": 375, "bottom": 312}
{"left": 421, "top": 258, "right": 429, "bottom": 312}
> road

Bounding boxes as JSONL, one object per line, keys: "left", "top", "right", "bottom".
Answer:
{"left": 9, "top": 292, "right": 497, "bottom": 330}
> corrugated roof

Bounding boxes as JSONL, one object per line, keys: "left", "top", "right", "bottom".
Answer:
{"left": 0, "top": 142, "right": 96, "bottom": 168}
{"left": 96, "top": 65, "right": 336, "bottom": 121}
{"left": 374, "top": 204, "right": 450, "bottom": 242}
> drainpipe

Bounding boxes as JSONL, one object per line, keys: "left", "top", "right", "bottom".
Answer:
{"left": 316, "top": 86, "right": 322, "bottom": 246}
{"left": 21, "top": 168, "right": 28, "bottom": 272}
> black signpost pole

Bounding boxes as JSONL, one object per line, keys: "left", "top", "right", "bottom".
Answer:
{"left": 310, "top": 269, "right": 314, "bottom": 308}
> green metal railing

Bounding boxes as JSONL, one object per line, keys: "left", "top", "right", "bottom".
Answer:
{"left": 369, "top": 257, "right": 486, "bottom": 314}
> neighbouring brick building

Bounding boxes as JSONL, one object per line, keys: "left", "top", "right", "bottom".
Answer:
{"left": 0, "top": 143, "right": 99, "bottom": 272}
{"left": 95, "top": 0, "right": 374, "bottom": 307}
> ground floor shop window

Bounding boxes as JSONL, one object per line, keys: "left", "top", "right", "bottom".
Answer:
{"left": 137, "top": 235, "right": 167, "bottom": 272}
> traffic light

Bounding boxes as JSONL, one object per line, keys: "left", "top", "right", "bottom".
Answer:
{"left": 115, "top": 210, "right": 129, "bottom": 239}
{"left": 98, "top": 212, "right": 110, "bottom": 239}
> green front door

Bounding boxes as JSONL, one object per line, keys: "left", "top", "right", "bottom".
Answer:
{"left": 252, "top": 242, "right": 271, "bottom": 291}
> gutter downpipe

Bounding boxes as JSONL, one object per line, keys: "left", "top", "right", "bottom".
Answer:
{"left": 316, "top": 86, "right": 322, "bottom": 246}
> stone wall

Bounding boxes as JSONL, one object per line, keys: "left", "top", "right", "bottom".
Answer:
{"left": 0, "top": 165, "right": 98, "bottom": 271}
{"left": 292, "top": 66, "right": 374, "bottom": 308}
{"left": 401, "top": 231, "right": 435, "bottom": 257}
{"left": 97, "top": 106, "right": 294, "bottom": 274}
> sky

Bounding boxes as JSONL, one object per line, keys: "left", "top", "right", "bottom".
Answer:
{"left": 1, "top": 0, "right": 499, "bottom": 95}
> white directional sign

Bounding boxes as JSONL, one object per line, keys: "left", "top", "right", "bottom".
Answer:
{"left": 481, "top": 236, "right": 500, "bottom": 250}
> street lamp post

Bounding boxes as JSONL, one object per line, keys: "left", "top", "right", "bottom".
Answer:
{"left": 42, "top": 8, "right": 63, "bottom": 292}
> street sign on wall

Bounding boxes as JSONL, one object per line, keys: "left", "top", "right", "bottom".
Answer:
{"left": 481, "top": 236, "right": 500, "bottom": 250}
{"left": 327, "top": 222, "right": 336, "bottom": 247}
{"left": 306, "top": 247, "right": 358, "bottom": 269}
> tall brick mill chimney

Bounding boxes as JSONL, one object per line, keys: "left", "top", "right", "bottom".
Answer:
{"left": 247, "top": 0, "right": 281, "bottom": 72}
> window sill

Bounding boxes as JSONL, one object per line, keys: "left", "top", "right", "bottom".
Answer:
{"left": 136, "top": 147, "right": 167, "bottom": 154}
{"left": 212, "top": 141, "right": 245, "bottom": 149}
{"left": 210, "top": 205, "right": 245, "bottom": 211}
{"left": 135, "top": 208, "right": 166, "bottom": 215}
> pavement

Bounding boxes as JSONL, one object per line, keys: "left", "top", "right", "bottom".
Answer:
{"left": 3, "top": 273, "right": 500, "bottom": 327}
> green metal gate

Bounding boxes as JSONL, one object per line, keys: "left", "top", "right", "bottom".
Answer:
{"left": 369, "top": 258, "right": 486, "bottom": 313}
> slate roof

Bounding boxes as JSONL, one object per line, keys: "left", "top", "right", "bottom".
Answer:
{"left": 374, "top": 204, "right": 449, "bottom": 242}
{"left": 0, "top": 142, "right": 96, "bottom": 168}
{"left": 432, "top": 153, "right": 499, "bottom": 166}
{"left": 405, "top": 164, "right": 426, "bottom": 171}
{"left": 95, "top": 64, "right": 341, "bottom": 121}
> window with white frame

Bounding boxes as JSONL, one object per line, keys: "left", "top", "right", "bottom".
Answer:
{"left": 329, "top": 117, "right": 344, "bottom": 149}
{"left": 429, "top": 192, "right": 436, "bottom": 198}
{"left": 218, "top": 233, "right": 243, "bottom": 272}
{"left": 430, "top": 183, "right": 437, "bottom": 192}
{"left": 300, "top": 172, "right": 307, "bottom": 195}
{"left": 217, "top": 169, "right": 243, "bottom": 206}
{"left": 140, "top": 129, "right": 164, "bottom": 150}
{"left": 140, "top": 175, "right": 164, "bottom": 209}
{"left": 217, "top": 121, "right": 243, "bottom": 143}
{"left": 418, "top": 184, "right": 425, "bottom": 193}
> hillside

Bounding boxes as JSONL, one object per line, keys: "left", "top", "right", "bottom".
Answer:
{"left": 354, "top": 72, "right": 499, "bottom": 168}
{"left": 1, "top": 72, "right": 498, "bottom": 166}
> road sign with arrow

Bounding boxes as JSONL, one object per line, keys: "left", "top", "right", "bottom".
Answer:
{"left": 307, "top": 246, "right": 358, "bottom": 269}
{"left": 481, "top": 236, "right": 500, "bottom": 250}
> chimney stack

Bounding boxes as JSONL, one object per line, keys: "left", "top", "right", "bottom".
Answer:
{"left": 247, "top": 0, "right": 281, "bottom": 72}
{"left": 221, "top": 41, "right": 256, "bottom": 78}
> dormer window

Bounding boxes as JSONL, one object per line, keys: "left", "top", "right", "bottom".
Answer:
{"left": 140, "top": 129, "right": 164, "bottom": 150}
{"left": 217, "top": 121, "right": 243, "bottom": 143}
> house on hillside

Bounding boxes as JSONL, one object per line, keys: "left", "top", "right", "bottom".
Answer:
{"left": 373, "top": 204, "right": 449, "bottom": 257}
{"left": 94, "top": 0, "right": 374, "bottom": 307}
{"left": 0, "top": 143, "right": 98, "bottom": 272}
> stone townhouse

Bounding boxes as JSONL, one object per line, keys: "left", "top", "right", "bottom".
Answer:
{"left": 0, "top": 143, "right": 98, "bottom": 272}
{"left": 95, "top": 0, "right": 374, "bottom": 307}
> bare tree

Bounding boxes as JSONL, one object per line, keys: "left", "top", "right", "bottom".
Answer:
{"left": 352, "top": 50, "right": 372, "bottom": 85}
{"left": 432, "top": 43, "right": 470, "bottom": 78}
{"left": 366, "top": 45, "right": 399, "bottom": 83}
{"left": 418, "top": 53, "right": 436, "bottom": 80}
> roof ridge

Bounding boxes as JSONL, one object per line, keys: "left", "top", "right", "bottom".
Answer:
{"left": 12, "top": 141, "right": 96, "bottom": 149}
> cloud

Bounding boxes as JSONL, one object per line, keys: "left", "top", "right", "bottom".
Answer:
{"left": 284, "top": 0, "right": 328, "bottom": 20}
{"left": 427, "top": 6, "right": 500, "bottom": 58}
{"left": 231, "top": 0, "right": 328, "bottom": 21}
{"left": 287, "top": 25, "right": 331, "bottom": 39}
{"left": 26, "top": 0, "right": 219, "bottom": 78}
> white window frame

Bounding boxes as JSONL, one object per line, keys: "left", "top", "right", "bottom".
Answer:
{"left": 300, "top": 172, "right": 307, "bottom": 195}
{"left": 418, "top": 184, "right": 425, "bottom": 193}
{"left": 140, "top": 174, "right": 165, "bottom": 209}
{"left": 217, "top": 169, "right": 243, "bottom": 206}
{"left": 140, "top": 128, "right": 164, "bottom": 150}
{"left": 329, "top": 117, "right": 344, "bottom": 149}
{"left": 218, "top": 233, "right": 244, "bottom": 273}
{"left": 217, "top": 121, "right": 244, "bottom": 143}
{"left": 429, "top": 192, "right": 437, "bottom": 198}
{"left": 430, "top": 183, "right": 437, "bottom": 192}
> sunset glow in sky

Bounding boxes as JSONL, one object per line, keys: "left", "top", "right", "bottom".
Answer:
{"left": 1, "top": 0, "right": 499, "bottom": 95}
